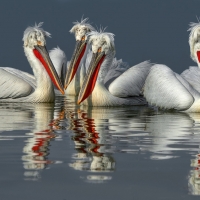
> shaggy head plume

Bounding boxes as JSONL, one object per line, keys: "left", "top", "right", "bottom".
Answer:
{"left": 70, "top": 17, "right": 95, "bottom": 41}
{"left": 87, "top": 28, "right": 115, "bottom": 54}
{"left": 23, "top": 22, "right": 51, "bottom": 48}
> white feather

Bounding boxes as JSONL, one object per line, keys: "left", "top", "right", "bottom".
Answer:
{"left": 188, "top": 21, "right": 200, "bottom": 62}
{"left": 49, "top": 47, "right": 67, "bottom": 78}
{"left": 143, "top": 19, "right": 200, "bottom": 112}
{"left": 70, "top": 18, "right": 95, "bottom": 41}
{"left": 87, "top": 31, "right": 115, "bottom": 54}
{"left": 0, "top": 68, "right": 33, "bottom": 99}
{"left": 104, "top": 58, "right": 129, "bottom": 88}
{"left": 80, "top": 30, "right": 150, "bottom": 106}
{"left": 108, "top": 61, "right": 152, "bottom": 97}
{"left": 0, "top": 22, "right": 59, "bottom": 102}
{"left": 143, "top": 64, "right": 195, "bottom": 111}
{"left": 23, "top": 22, "right": 50, "bottom": 48}
{"left": 181, "top": 66, "right": 200, "bottom": 93}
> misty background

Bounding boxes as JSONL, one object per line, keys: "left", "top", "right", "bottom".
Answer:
{"left": 0, "top": 0, "right": 199, "bottom": 74}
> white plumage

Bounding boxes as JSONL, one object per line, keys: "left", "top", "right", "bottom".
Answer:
{"left": 69, "top": 17, "right": 95, "bottom": 41}
{"left": 180, "top": 21, "right": 200, "bottom": 90}
{"left": 78, "top": 30, "right": 152, "bottom": 106}
{"left": 0, "top": 23, "right": 64, "bottom": 102}
{"left": 143, "top": 64, "right": 195, "bottom": 111}
{"left": 49, "top": 47, "right": 67, "bottom": 79}
{"left": 50, "top": 18, "right": 96, "bottom": 96}
{"left": 144, "top": 20, "right": 200, "bottom": 112}
{"left": 181, "top": 66, "right": 200, "bottom": 93}
{"left": 49, "top": 47, "right": 67, "bottom": 92}
{"left": 108, "top": 61, "right": 152, "bottom": 97}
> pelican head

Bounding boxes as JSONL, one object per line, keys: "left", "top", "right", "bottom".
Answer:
{"left": 188, "top": 21, "right": 200, "bottom": 67}
{"left": 88, "top": 30, "right": 115, "bottom": 55}
{"left": 78, "top": 30, "right": 115, "bottom": 104}
{"left": 23, "top": 23, "right": 64, "bottom": 94}
{"left": 64, "top": 18, "right": 95, "bottom": 89}
{"left": 70, "top": 17, "right": 95, "bottom": 41}
{"left": 23, "top": 22, "right": 49, "bottom": 48}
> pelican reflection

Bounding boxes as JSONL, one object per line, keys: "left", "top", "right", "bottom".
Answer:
{"left": 140, "top": 111, "right": 200, "bottom": 195}
{"left": 0, "top": 103, "right": 64, "bottom": 181}
{"left": 65, "top": 105, "right": 115, "bottom": 183}
{"left": 69, "top": 109, "right": 115, "bottom": 172}
{"left": 186, "top": 113, "right": 200, "bottom": 195}
{"left": 65, "top": 102, "right": 200, "bottom": 188}
{"left": 143, "top": 112, "right": 195, "bottom": 159}
{"left": 22, "top": 103, "right": 65, "bottom": 181}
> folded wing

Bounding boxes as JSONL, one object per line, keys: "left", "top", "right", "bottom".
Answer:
{"left": 143, "top": 64, "right": 194, "bottom": 111}
{"left": 108, "top": 61, "right": 152, "bottom": 97}
{"left": 181, "top": 66, "right": 200, "bottom": 93}
{"left": 0, "top": 68, "right": 34, "bottom": 99}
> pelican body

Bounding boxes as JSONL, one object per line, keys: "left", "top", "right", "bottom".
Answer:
{"left": 0, "top": 23, "right": 64, "bottom": 103}
{"left": 50, "top": 18, "right": 95, "bottom": 96}
{"left": 77, "top": 30, "right": 152, "bottom": 106}
{"left": 143, "top": 21, "right": 200, "bottom": 112}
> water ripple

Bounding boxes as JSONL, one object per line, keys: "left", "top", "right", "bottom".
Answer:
{"left": 1, "top": 97, "right": 200, "bottom": 193}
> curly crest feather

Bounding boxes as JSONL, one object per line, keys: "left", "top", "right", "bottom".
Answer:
{"left": 87, "top": 30, "right": 115, "bottom": 54}
{"left": 22, "top": 22, "right": 51, "bottom": 48}
{"left": 70, "top": 17, "right": 95, "bottom": 35}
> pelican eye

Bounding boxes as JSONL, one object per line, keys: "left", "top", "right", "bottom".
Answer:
{"left": 37, "top": 41, "right": 42, "bottom": 46}
{"left": 81, "top": 36, "right": 86, "bottom": 41}
{"left": 98, "top": 47, "right": 102, "bottom": 53}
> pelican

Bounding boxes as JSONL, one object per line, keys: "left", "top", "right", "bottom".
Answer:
{"left": 0, "top": 23, "right": 64, "bottom": 103}
{"left": 143, "top": 21, "right": 200, "bottom": 112}
{"left": 65, "top": 18, "right": 95, "bottom": 95}
{"left": 50, "top": 18, "right": 95, "bottom": 96}
{"left": 77, "top": 30, "right": 152, "bottom": 106}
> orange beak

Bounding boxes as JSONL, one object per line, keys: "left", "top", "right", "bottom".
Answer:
{"left": 33, "top": 45, "right": 65, "bottom": 95}
{"left": 64, "top": 38, "right": 87, "bottom": 90}
{"left": 78, "top": 51, "right": 105, "bottom": 104}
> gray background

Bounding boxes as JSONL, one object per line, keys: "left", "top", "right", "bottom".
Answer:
{"left": 0, "top": 0, "right": 199, "bottom": 74}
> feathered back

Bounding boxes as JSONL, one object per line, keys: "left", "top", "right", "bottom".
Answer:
{"left": 70, "top": 17, "right": 95, "bottom": 40}
{"left": 188, "top": 21, "right": 200, "bottom": 61}
{"left": 87, "top": 30, "right": 115, "bottom": 54}
{"left": 23, "top": 22, "right": 51, "bottom": 47}
{"left": 104, "top": 58, "right": 129, "bottom": 87}
{"left": 49, "top": 47, "right": 67, "bottom": 77}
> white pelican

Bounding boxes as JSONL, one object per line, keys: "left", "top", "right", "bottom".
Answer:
{"left": 77, "top": 30, "right": 152, "bottom": 106}
{"left": 50, "top": 18, "right": 95, "bottom": 96}
{"left": 143, "top": 21, "right": 200, "bottom": 112}
{"left": 64, "top": 18, "right": 95, "bottom": 95}
{"left": 0, "top": 23, "right": 64, "bottom": 103}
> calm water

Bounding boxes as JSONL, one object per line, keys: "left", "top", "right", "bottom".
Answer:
{"left": 0, "top": 96, "right": 200, "bottom": 199}
{"left": 0, "top": 0, "right": 200, "bottom": 199}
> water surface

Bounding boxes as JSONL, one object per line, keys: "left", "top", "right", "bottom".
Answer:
{"left": 0, "top": 96, "right": 200, "bottom": 199}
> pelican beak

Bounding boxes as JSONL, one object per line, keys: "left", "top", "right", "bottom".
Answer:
{"left": 33, "top": 45, "right": 65, "bottom": 95}
{"left": 64, "top": 36, "right": 87, "bottom": 89}
{"left": 197, "top": 51, "right": 200, "bottom": 63}
{"left": 78, "top": 48, "right": 105, "bottom": 104}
